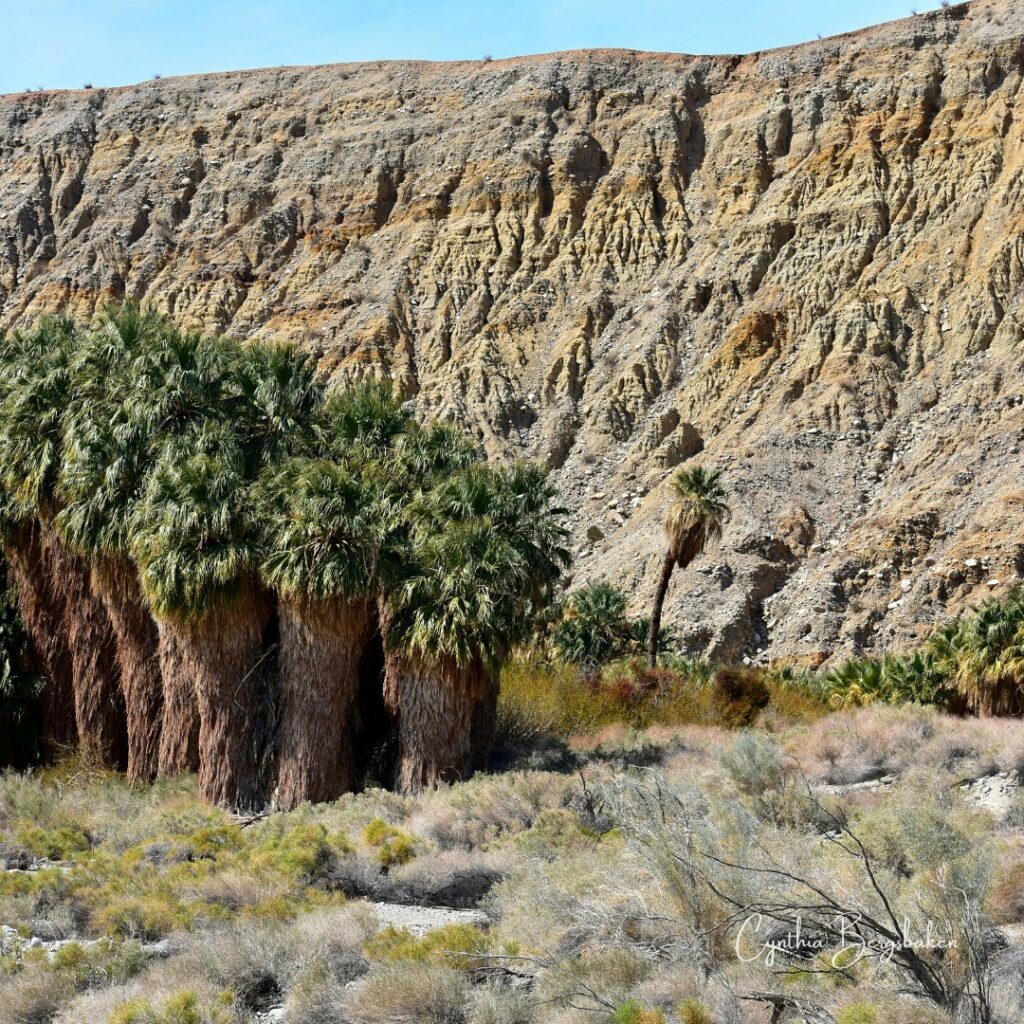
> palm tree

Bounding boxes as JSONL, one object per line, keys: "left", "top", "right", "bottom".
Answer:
{"left": 56, "top": 304, "right": 170, "bottom": 782}
{"left": 122, "top": 323, "right": 244, "bottom": 777}
{"left": 385, "top": 462, "right": 567, "bottom": 792}
{"left": 0, "top": 318, "right": 126, "bottom": 766}
{"left": 647, "top": 466, "right": 730, "bottom": 669}
{"left": 232, "top": 340, "right": 324, "bottom": 466}
{"left": 258, "top": 457, "right": 386, "bottom": 809}
{"left": 466, "top": 462, "right": 569, "bottom": 768}
{"left": 551, "top": 581, "right": 632, "bottom": 670}
{"left": 131, "top": 421, "right": 269, "bottom": 810}
{"left": 941, "top": 594, "right": 1024, "bottom": 715}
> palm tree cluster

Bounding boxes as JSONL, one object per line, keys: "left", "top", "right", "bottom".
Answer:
{"left": 0, "top": 305, "right": 569, "bottom": 809}
{"left": 818, "top": 591, "right": 1024, "bottom": 713}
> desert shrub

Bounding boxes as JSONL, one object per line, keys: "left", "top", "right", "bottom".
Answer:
{"left": 836, "top": 1005, "right": 879, "bottom": 1024}
{"left": 721, "top": 732, "right": 786, "bottom": 794}
{"left": 710, "top": 667, "right": 770, "bottom": 726}
{"left": 106, "top": 990, "right": 234, "bottom": 1024}
{"left": 676, "top": 998, "right": 712, "bottom": 1024}
{"left": 467, "top": 985, "right": 534, "bottom": 1024}
{"left": 510, "top": 808, "right": 596, "bottom": 858}
{"left": 364, "top": 923, "right": 505, "bottom": 972}
{"left": 247, "top": 822, "right": 346, "bottom": 880}
{"left": 363, "top": 818, "right": 417, "bottom": 868}
{"left": 537, "top": 947, "right": 654, "bottom": 1016}
{"left": 0, "top": 939, "right": 148, "bottom": 1024}
{"left": 181, "top": 922, "right": 289, "bottom": 1010}
{"left": 0, "top": 968, "right": 77, "bottom": 1024}
{"left": 986, "top": 860, "right": 1024, "bottom": 924}
{"left": 93, "top": 891, "right": 195, "bottom": 941}
{"left": 424, "top": 771, "right": 573, "bottom": 850}
{"left": 16, "top": 822, "right": 91, "bottom": 859}
{"left": 612, "top": 1000, "right": 665, "bottom": 1024}
{"left": 345, "top": 961, "right": 469, "bottom": 1024}
{"left": 284, "top": 963, "right": 349, "bottom": 1024}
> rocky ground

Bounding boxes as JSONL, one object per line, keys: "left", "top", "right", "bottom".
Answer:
{"left": 2, "top": 0, "right": 1024, "bottom": 663}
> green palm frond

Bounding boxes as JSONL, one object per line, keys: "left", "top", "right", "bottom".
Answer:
{"left": 257, "top": 456, "right": 385, "bottom": 602}
{"left": 232, "top": 340, "right": 324, "bottom": 466}
{"left": 665, "top": 465, "right": 732, "bottom": 567}
{"left": 0, "top": 317, "right": 77, "bottom": 520}
{"left": 318, "top": 378, "right": 411, "bottom": 456}
{"left": 387, "top": 460, "right": 568, "bottom": 668}
{"left": 131, "top": 421, "right": 261, "bottom": 620}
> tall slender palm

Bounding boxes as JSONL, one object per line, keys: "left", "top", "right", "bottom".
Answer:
{"left": 258, "top": 457, "right": 386, "bottom": 809}
{"left": 56, "top": 304, "right": 171, "bottom": 782}
{"left": 131, "top": 421, "right": 269, "bottom": 810}
{"left": 647, "top": 466, "right": 731, "bottom": 669}
{"left": 386, "top": 462, "right": 567, "bottom": 792}
{"left": 0, "top": 318, "right": 125, "bottom": 765}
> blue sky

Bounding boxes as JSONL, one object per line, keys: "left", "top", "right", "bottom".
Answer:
{"left": 1, "top": 0, "right": 945, "bottom": 95}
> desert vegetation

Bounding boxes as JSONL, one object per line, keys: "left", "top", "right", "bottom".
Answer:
{"left": 3, "top": 703, "right": 1024, "bottom": 1023}
{"left": 0, "top": 305, "right": 568, "bottom": 809}
{"left": 3, "top": 304, "right": 1024, "bottom": 1023}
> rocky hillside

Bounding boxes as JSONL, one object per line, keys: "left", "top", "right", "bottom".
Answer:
{"left": 2, "top": 0, "right": 1024, "bottom": 664}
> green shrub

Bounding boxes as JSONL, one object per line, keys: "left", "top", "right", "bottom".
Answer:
{"left": 611, "top": 1000, "right": 665, "bottom": 1024}
{"left": 16, "top": 823, "right": 91, "bottom": 860}
{"left": 362, "top": 819, "right": 417, "bottom": 869}
{"left": 677, "top": 998, "right": 712, "bottom": 1024}
{"left": 107, "top": 990, "right": 234, "bottom": 1024}
{"left": 837, "top": 1004, "right": 879, "bottom": 1024}
{"left": 364, "top": 923, "right": 504, "bottom": 971}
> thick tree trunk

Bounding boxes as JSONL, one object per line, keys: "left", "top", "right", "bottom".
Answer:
{"left": 55, "top": 539, "right": 127, "bottom": 768}
{"left": 470, "top": 666, "right": 501, "bottom": 771}
{"left": 275, "top": 597, "right": 372, "bottom": 811}
{"left": 4, "top": 525, "right": 76, "bottom": 757}
{"left": 391, "top": 657, "right": 478, "bottom": 794}
{"left": 93, "top": 559, "right": 163, "bottom": 784}
{"left": 173, "top": 594, "right": 272, "bottom": 810}
{"left": 9, "top": 524, "right": 125, "bottom": 766}
{"left": 647, "top": 552, "right": 677, "bottom": 670}
{"left": 156, "top": 622, "right": 200, "bottom": 776}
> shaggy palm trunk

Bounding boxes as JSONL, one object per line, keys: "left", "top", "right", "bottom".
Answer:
{"left": 391, "top": 656, "right": 479, "bottom": 794}
{"left": 647, "top": 552, "right": 677, "bottom": 669}
{"left": 4, "top": 524, "right": 76, "bottom": 756}
{"left": 56, "top": 539, "right": 127, "bottom": 768}
{"left": 380, "top": 603, "right": 401, "bottom": 717}
{"left": 275, "top": 597, "right": 372, "bottom": 810}
{"left": 172, "top": 592, "right": 272, "bottom": 810}
{"left": 156, "top": 623, "right": 199, "bottom": 776}
{"left": 470, "top": 665, "right": 502, "bottom": 771}
{"left": 93, "top": 559, "right": 163, "bottom": 784}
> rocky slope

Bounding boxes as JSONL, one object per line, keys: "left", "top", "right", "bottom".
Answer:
{"left": 2, "top": 0, "right": 1024, "bottom": 663}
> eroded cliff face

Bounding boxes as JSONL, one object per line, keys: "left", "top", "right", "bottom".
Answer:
{"left": 2, "top": 0, "right": 1024, "bottom": 662}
